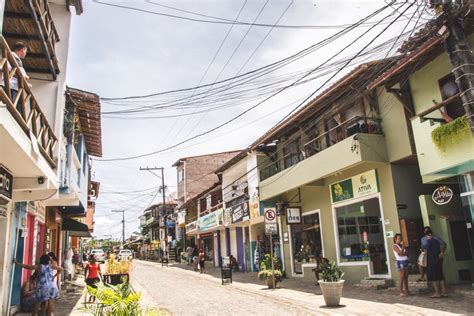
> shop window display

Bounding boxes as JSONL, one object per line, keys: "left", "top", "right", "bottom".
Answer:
{"left": 334, "top": 197, "right": 388, "bottom": 275}
{"left": 291, "top": 212, "right": 322, "bottom": 274}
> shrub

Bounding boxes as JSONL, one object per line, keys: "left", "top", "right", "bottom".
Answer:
{"left": 320, "top": 260, "right": 344, "bottom": 282}
{"left": 258, "top": 254, "right": 283, "bottom": 281}
{"left": 87, "top": 283, "right": 142, "bottom": 316}
{"left": 431, "top": 115, "right": 471, "bottom": 151}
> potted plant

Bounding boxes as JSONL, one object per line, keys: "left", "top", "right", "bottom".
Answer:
{"left": 257, "top": 254, "right": 282, "bottom": 289}
{"left": 318, "top": 260, "right": 345, "bottom": 307}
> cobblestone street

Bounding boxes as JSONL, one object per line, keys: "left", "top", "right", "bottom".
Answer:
{"left": 132, "top": 260, "right": 474, "bottom": 316}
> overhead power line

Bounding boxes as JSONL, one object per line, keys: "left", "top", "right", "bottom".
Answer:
{"left": 93, "top": 1, "right": 403, "bottom": 162}
{"left": 93, "top": 0, "right": 411, "bottom": 30}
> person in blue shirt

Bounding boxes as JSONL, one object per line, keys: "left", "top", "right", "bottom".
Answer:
{"left": 421, "top": 227, "right": 447, "bottom": 298}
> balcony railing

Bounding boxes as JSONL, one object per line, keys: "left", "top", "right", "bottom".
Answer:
{"left": 0, "top": 36, "right": 57, "bottom": 168}
{"left": 260, "top": 116, "right": 382, "bottom": 181}
{"left": 32, "top": 0, "right": 60, "bottom": 72}
{"left": 199, "top": 202, "right": 223, "bottom": 218}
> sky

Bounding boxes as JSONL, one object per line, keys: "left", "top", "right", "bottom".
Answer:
{"left": 66, "top": 0, "right": 433, "bottom": 239}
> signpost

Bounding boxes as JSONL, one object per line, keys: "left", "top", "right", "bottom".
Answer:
{"left": 264, "top": 208, "right": 277, "bottom": 289}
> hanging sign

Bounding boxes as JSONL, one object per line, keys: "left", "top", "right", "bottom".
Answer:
{"left": 286, "top": 207, "right": 302, "bottom": 224}
{"left": 264, "top": 207, "right": 277, "bottom": 235}
{"left": 224, "top": 207, "right": 232, "bottom": 227}
{"left": 0, "top": 165, "right": 13, "bottom": 201}
{"left": 330, "top": 169, "right": 379, "bottom": 203}
{"left": 177, "top": 211, "right": 186, "bottom": 225}
{"left": 432, "top": 186, "right": 453, "bottom": 205}
{"left": 198, "top": 208, "right": 223, "bottom": 232}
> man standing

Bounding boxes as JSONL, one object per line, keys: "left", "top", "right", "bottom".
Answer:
{"left": 421, "top": 227, "right": 447, "bottom": 298}
{"left": 4, "top": 42, "right": 32, "bottom": 109}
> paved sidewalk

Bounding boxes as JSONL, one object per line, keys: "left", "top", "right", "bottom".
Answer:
{"left": 135, "top": 259, "right": 474, "bottom": 315}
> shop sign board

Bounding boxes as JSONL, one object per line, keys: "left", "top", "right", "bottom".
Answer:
{"left": 330, "top": 169, "right": 379, "bottom": 204}
{"left": 286, "top": 207, "right": 301, "bottom": 224}
{"left": 264, "top": 207, "right": 277, "bottom": 235}
{"left": 231, "top": 202, "right": 250, "bottom": 224}
{"left": 177, "top": 211, "right": 186, "bottom": 225}
{"left": 0, "top": 165, "right": 13, "bottom": 201}
{"left": 249, "top": 196, "right": 261, "bottom": 219}
{"left": 432, "top": 186, "right": 453, "bottom": 205}
{"left": 199, "top": 208, "right": 223, "bottom": 232}
{"left": 224, "top": 207, "right": 232, "bottom": 227}
{"left": 186, "top": 220, "right": 197, "bottom": 232}
{"left": 27, "top": 201, "right": 46, "bottom": 223}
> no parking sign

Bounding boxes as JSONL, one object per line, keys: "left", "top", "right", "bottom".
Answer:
{"left": 264, "top": 207, "right": 277, "bottom": 235}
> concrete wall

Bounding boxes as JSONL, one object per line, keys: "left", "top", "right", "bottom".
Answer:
{"left": 276, "top": 163, "right": 400, "bottom": 283}
{"left": 419, "top": 195, "right": 474, "bottom": 283}
{"left": 377, "top": 86, "right": 414, "bottom": 162}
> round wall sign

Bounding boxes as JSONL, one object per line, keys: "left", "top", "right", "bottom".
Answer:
{"left": 432, "top": 186, "right": 453, "bottom": 205}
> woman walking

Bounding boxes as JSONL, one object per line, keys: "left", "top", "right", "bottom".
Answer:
{"left": 84, "top": 254, "right": 102, "bottom": 302}
{"left": 392, "top": 233, "right": 409, "bottom": 297}
{"left": 14, "top": 254, "right": 63, "bottom": 315}
{"left": 198, "top": 248, "right": 205, "bottom": 274}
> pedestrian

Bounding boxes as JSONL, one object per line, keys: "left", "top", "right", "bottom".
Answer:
{"left": 421, "top": 227, "right": 446, "bottom": 298}
{"left": 84, "top": 254, "right": 102, "bottom": 303}
{"left": 392, "top": 233, "right": 409, "bottom": 297}
{"left": 167, "top": 235, "right": 173, "bottom": 249}
{"left": 198, "top": 248, "right": 205, "bottom": 274}
{"left": 14, "top": 254, "right": 62, "bottom": 316}
{"left": 63, "top": 248, "right": 74, "bottom": 281}
{"left": 1, "top": 42, "right": 32, "bottom": 110}
{"left": 47, "top": 252, "right": 61, "bottom": 281}
{"left": 186, "top": 245, "right": 194, "bottom": 265}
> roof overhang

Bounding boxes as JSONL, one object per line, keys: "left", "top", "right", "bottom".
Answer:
{"left": 61, "top": 218, "right": 91, "bottom": 237}
{"left": 66, "top": 87, "right": 103, "bottom": 157}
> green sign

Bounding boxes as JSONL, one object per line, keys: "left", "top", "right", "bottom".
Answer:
{"left": 331, "top": 178, "right": 354, "bottom": 203}
{"left": 330, "top": 170, "right": 379, "bottom": 204}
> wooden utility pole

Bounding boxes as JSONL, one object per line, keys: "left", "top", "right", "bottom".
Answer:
{"left": 436, "top": 0, "right": 474, "bottom": 130}
{"left": 139, "top": 167, "right": 167, "bottom": 240}
{"left": 111, "top": 210, "right": 125, "bottom": 245}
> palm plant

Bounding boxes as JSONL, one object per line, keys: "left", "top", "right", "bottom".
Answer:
{"left": 86, "top": 282, "right": 142, "bottom": 316}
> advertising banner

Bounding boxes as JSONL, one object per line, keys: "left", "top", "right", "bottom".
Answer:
{"left": 198, "top": 208, "right": 223, "bottom": 232}
{"left": 231, "top": 202, "right": 249, "bottom": 224}
{"left": 330, "top": 169, "right": 379, "bottom": 204}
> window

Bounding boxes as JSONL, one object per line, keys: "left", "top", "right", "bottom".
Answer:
{"left": 283, "top": 138, "right": 301, "bottom": 169}
{"left": 438, "top": 74, "right": 464, "bottom": 120}
{"left": 178, "top": 169, "right": 184, "bottom": 183}
{"left": 334, "top": 197, "right": 388, "bottom": 275}
{"left": 290, "top": 212, "right": 323, "bottom": 274}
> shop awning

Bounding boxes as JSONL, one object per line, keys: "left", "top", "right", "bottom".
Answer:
{"left": 61, "top": 218, "right": 91, "bottom": 237}
{"left": 61, "top": 202, "right": 86, "bottom": 217}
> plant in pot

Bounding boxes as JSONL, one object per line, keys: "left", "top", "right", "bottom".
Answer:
{"left": 257, "top": 254, "right": 282, "bottom": 289}
{"left": 318, "top": 260, "right": 345, "bottom": 307}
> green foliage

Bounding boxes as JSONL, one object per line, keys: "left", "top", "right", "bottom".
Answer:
{"left": 258, "top": 254, "right": 283, "bottom": 281}
{"left": 86, "top": 282, "right": 142, "bottom": 316}
{"left": 320, "top": 260, "right": 344, "bottom": 282}
{"left": 295, "top": 250, "right": 309, "bottom": 262}
{"left": 431, "top": 115, "right": 471, "bottom": 151}
{"left": 258, "top": 269, "right": 282, "bottom": 280}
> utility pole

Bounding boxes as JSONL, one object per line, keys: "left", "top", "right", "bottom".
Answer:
{"left": 139, "top": 167, "right": 168, "bottom": 240}
{"left": 112, "top": 210, "right": 125, "bottom": 245}
{"left": 434, "top": 0, "right": 474, "bottom": 130}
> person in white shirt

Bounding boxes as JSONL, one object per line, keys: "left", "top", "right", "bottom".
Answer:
{"left": 393, "top": 233, "right": 409, "bottom": 297}
{"left": 1, "top": 42, "right": 32, "bottom": 113}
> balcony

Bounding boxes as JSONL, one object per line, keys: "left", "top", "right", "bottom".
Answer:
{"left": 0, "top": 36, "right": 58, "bottom": 200}
{"left": 259, "top": 132, "right": 388, "bottom": 200}
{"left": 411, "top": 97, "right": 474, "bottom": 183}
{"left": 3, "top": 0, "right": 60, "bottom": 78}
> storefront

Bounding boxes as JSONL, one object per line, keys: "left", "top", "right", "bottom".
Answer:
{"left": 229, "top": 201, "right": 250, "bottom": 272}
{"left": 198, "top": 208, "right": 223, "bottom": 267}
{"left": 288, "top": 208, "right": 323, "bottom": 275}
{"left": 330, "top": 169, "right": 390, "bottom": 277}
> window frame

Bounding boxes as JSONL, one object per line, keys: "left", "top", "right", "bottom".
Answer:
{"left": 331, "top": 192, "right": 391, "bottom": 278}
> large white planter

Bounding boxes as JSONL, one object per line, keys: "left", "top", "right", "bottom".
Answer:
{"left": 319, "top": 280, "right": 345, "bottom": 307}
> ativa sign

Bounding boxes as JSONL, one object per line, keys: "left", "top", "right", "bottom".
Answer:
{"left": 0, "top": 165, "right": 13, "bottom": 201}
{"left": 432, "top": 186, "right": 453, "bottom": 205}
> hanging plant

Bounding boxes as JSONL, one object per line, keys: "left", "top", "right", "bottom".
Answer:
{"left": 431, "top": 115, "right": 471, "bottom": 151}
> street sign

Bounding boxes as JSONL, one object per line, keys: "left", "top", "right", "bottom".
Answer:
{"left": 264, "top": 207, "right": 277, "bottom": 235}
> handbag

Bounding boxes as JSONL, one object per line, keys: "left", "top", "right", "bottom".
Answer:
{"left": 197, "top": 263, "right": 201, "bottom": 270}
{"left": 417, "top": 252, "right": 427, "bottom": 267}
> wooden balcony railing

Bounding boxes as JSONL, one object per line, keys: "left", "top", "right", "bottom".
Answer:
{"left": 33, "top": 0, "right": 60, "bottom": 71}
{"left": 199, "top": 202, "right": 223, "bottom": 218}
{"left": 0, "top": 36, "right": 58, "bottom": 168}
